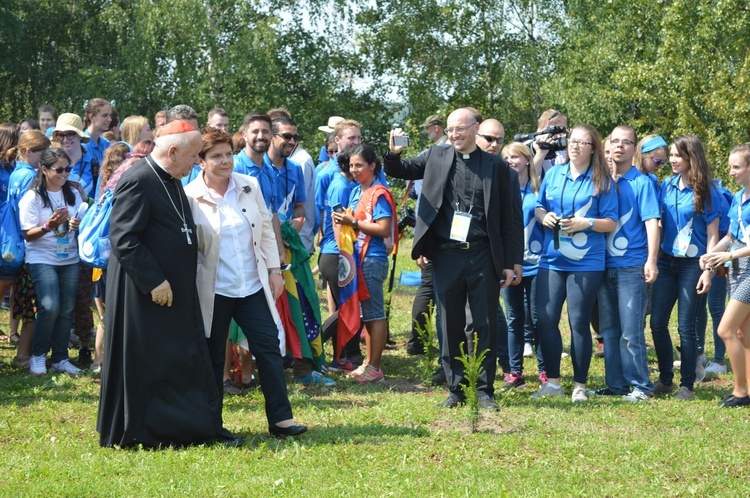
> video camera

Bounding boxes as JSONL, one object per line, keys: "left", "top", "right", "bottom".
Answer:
{"left": 398, "top": 207, "right": 416, "bottom": 233}
{"left": 513, "top": 125, "right": 568, "bottom": 159}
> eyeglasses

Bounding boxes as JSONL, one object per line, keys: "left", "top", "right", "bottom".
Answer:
{"left": 57, "top": 132, "right": 78, "bottom": 141}
{"left": 445, "top": 122, "right": 476, "bottom": 135}
{"left": 478, "top": 134, "right": 505, "bottom": 145}
{"left": 650, "top": 158, "right": 667, "bottom": 166}
{"left": 275, "top": 133, "right": 301, "bottom": 143}
{"left": 569, "top": 139, "right": 593, "bottom": 147}
{"left": 610, "top": 139, "right": 635, "bottom": 146}
{"left": 327, "top": 148, "right": 337, "bottom": 156}
{"left": 46, "top": 166, "right": 73, "bottom": 174}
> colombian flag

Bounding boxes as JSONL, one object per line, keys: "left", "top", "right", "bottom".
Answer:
{"left": 333, "top": 210, "right": 362, "bottom": 361}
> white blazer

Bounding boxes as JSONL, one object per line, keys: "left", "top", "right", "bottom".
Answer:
{"left": 185, "top": 172, "right": 285, "bottom": 353}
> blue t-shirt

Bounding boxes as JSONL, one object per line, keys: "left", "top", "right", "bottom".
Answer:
{"left": 315, "top": 157, "right": 340, "bottom": 213}
{"left": 264, "top": 154, "right": 306, "bottom": 220}
{"left": 728, "top": 189, "right": 750, "bottom": 243}
{"left": 84, "top": 132, "right": 110, "bottom": 166}
{"left": 659, "top": 175, "right": 722, "bottom": 258}
{"left": 605, "top": 167, "right": 660, "bottom": 268}
{"left": 713, "top": 179, "right": 733, "bottom": 237}
{"left": 536, "top": 164, "right": 619, "bottom": 271}
{"left": 349, "top": 180, "right": 392, "bottom": 261}
{"left": 233, "top": 150, "right": 276, "bottom": 212}
{"left": 7, "top": 161, "right": 36, "bottom": 210}
{"left": 181, "top": 165, "right": 202, "bottom": 187}
{"left": 71, "top": 147, "right": 97, "bottom": 198}
{"left": 519, "top": 180, "right": 543, "bottom": 277}
{"left": 320, "top": 172, "right": 355, "bottom": 255}
{"left": 0, "top": 165, "right": 11, "bottom": 209}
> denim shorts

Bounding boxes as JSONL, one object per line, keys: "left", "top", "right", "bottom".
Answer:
{"left": 360, "top": 257, "right": 389, "bottom": 322}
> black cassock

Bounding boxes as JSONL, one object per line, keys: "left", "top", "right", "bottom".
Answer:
{"left": 97, "top": 158, "right": 221, "bottom": 448}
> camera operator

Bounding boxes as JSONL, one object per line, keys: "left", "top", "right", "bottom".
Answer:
{"left": 515, "top": 109, "right": 568, "bottom": 179}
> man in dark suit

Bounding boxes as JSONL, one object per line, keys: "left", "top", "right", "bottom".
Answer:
{"left": 384, "top": 108, "right": 521, "bottom": 410}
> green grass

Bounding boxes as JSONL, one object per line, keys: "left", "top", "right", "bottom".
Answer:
{"left": 2, "top": 238, "right": 750, "bottom": 496}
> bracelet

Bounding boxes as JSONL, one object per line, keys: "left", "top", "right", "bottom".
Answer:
{"left": 352, "top": 219, "right": 359, "bottom": 230}
{"left": 42, "top": 223, "right": 52, "bottom": 233}
{"left": 269, "top": 269, "right": 282, "bottom": 275}
{"left": 730, "top": 249, "right": 735, "bottom": 261}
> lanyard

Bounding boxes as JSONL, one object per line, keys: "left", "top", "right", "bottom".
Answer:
{"left": 670, "top": 176, "right": 686, "bottom": 230}
{"left": 736, "top": 199, "right": 750, "bottom": 242}
{"left": 559, "top": 164, "right": 591, "bottom": 217}
{"left": 452, "top": 153, "right": 482, "bottom": 214}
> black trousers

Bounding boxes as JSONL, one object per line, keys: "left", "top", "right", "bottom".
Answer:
{"left": 432, "top": 245, "right": 499, "bottom": 398}
{"left": 207, "top": 291, "right": 293, "bottom": 426}
{"left": 408, "top": 261, "right": 435, "bottom": 351}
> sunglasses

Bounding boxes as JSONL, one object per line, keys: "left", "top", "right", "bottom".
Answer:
{"left": 275, "top": 133, "right": 301, "bottom": 142}
{"left": 478, "top": 134, "right": 505, "bottom": 145}
{"left": 57, "top": 132, "right": 78, "bottom": 141}
{"left": 650, "top": 158, "right": 667, "bottom": 166}
{"left": 46, "top": 166, "right": 73, "bottom": 174}
{"left": 327, "top": 148, "right": 337, "bottom": 155}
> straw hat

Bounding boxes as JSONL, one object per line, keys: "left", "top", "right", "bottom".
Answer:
{"left": 318, "top": 116, "right": 345, "bottom": 133}
{"left": 53, "top": 113, "right": 90, "bottom": 143}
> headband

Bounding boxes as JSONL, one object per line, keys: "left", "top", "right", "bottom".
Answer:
{"left": 641, "top": 136, "right": 668, "bottom": 154}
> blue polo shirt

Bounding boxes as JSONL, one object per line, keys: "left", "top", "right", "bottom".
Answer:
{"left": 321, "top": 172, "right": 355, "bottom": 254}
{"left": 181, "top": 165, "right": 202, "bottom": 186}
{"left": 659, "top": 175, "right": 722, "bottom": 258}
{"left": 349, "top": 179, "right": 392, "bottom": 261}
{"left": 728, "top": 189, "right": 750, "bottom": 243}
{"left": 264, "top": 154, "right": 306, "bottom": 220}
{"left": 84, "top": 132, "right": 110, "bottom": 166}
{"left": 7, "top": 161, "right": 36, "bottom": 210}
{"left": 605, "top": 167, "right": 660, "bottom": 268}
{"left": 519, "top": 180, "right": 543, "bottom": 277}
{"left": 70, "top": 147, "right": 97, "bottom": 199}
{"left": 713, "top": 179, "right": 733, "bottom": 237}
{"left": 315, "top": 157, "right": 340, "bottom": 213}
{"left": 233, "top": 150, "right": 276, "bottom": 212}
{"left": 536, "top": 164, "right": 619, "bottom": 271}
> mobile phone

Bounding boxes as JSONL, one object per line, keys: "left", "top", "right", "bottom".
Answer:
{"left": 332, "top": 203, "right": 344, "bottom": 213}
{"left": 393, "top": 135, "right": 410, "bottom": 148}
{"left": 280, "top": 264, "right": 292, "bottom": 271}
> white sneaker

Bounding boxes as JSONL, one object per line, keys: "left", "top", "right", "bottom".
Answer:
{"left": 705, "top": 361, "right": 727, "bottom": 375}
{"left": 561, "top": 351, "right": 570, "bottom": 359}
{"left": 523, "top": 343, "right": 534, "bottom": 357}
{"left": 29, "top": 355, "right": 47, "bottom": 376}
{"left": 531, "top": 383, "right": 565, "bottom": 399}
{"left": 623, "top": 391, "right": 650, "bottom": 402}
{"left": 673, "top": 360, "right": 682, "bottom": 367}
{"left": 695, "top": 358, "right": 706, "bottom": 383}
{"left": 51, "top": 359, "right": 81, "bottom": 377}
{"left": 571, "top": 386, "right": 588, "bottom": 403}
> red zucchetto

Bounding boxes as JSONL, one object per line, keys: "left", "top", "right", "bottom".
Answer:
{"left": 159, "top": 119, "right": 197, "bottom": 136}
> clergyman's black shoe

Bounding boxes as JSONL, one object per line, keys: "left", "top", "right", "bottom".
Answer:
{"left": 436, "top": 393, "right": 465, "bottom": 408}
{"left": 269, "top": 424, "right": 308, "bottom": 437}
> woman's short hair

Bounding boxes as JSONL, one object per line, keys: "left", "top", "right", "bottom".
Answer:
{"left": 199, "top": 127, "right": 233, "bottom": 159}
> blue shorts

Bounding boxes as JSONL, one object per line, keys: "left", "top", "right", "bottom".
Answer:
{"left": 360, "top": 257, "right": 389, "bottom": 322}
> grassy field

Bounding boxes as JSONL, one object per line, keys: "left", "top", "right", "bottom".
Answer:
{"left": 2, "top": 238, "right": 750, "bottom": 497}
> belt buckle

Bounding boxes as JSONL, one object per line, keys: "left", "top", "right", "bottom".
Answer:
{"left": 458, "top": 241, "right": 470, "bottom": 250}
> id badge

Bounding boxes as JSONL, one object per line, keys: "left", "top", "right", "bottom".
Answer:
{"left": 450, "top": 212, "right": 472, "bottom": 242}
{"left": 56, "top": 237, "right": 70, "bottom": 258}
{"left": 672, "top": 231, "right": 691, "bottom": 257}
{"left": 559, "top": 229, "right": 572, "bottom": 247}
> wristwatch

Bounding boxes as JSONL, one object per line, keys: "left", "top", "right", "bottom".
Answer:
{"left": 269, "top": 269, "right": 283, "bottom": 275}
{"left": 587, "top": 218, "right": 594, "bottom": 229}
{"left": 352, "top": 219, "right": 359, "bottom": 230}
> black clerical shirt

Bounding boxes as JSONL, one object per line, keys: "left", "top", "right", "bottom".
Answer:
{"left": 432, "top": 148, "right": 487, "bottom": 243}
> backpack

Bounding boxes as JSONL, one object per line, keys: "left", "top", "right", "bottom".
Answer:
{"left": 77, "top": 189, "right": 113, "bottom": 268}
{"left": 0, "top": 202, "right": 25, "bottom": 271}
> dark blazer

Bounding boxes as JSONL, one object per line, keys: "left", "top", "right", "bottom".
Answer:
{"left": 384, "top": 145, "right": 522, "bottom": 279}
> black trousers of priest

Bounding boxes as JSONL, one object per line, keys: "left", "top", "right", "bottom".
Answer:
{"left": 432, "top": 244, "right": 499, "bottom": 398}
{"left": 207, "top": 290, "right": 293, "bottom": 426}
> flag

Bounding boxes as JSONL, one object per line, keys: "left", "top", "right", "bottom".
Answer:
{"left": 333, "top": 211, "right": 362, "bottom": 361}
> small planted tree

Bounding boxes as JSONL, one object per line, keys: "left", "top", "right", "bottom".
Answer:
{"left": 457, "top": 333, "right": 489, "bottom": 433}
{"left": 413, "top": 303, "right": 439, "bottom": 383}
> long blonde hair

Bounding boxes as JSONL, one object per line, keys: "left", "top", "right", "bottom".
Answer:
{"left": 502, "top": 142, "right": 539, "bottom": 193}
{"left": 120, "top": 116, "right": 150, "bottom": 147}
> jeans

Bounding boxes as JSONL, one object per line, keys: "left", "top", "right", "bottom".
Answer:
{"left": 28, "top": 263, "right": 79, "bottom": 363}
{"left": 597, "top": 266, "right": 653, "bottom": 394}
{"left": 502, "top": 275, "right": 544, "bottom": 375}
{"left": 536, "top": 268, "right": 603, "bottom": 383}
{"left": 695, "top": 274, "right": 727, "bottom": 362}
{"left": 650, "top": 254, "right": 707, "bottom": 389}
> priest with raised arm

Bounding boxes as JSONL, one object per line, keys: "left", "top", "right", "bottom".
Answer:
{"left": 97, "top": 119, "right": 242, "bottom": 448}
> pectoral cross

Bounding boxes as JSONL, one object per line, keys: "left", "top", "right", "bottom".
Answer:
{"left": 181, "top": 223, "right": 193, "bottom": 245}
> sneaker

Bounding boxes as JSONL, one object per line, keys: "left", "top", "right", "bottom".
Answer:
{"left": 538, "top": 370, "right": 548, "bottom": 385}
{"left": 327, "top": 359, "right": 355, "bottom": 373}
{"left": 717, "top": 394, "right": 750, "bottom": 408}
{"left": 431, "top": 366, "right": 447, "bottom": 386}
{"left": 523, "top": 343, "right": 534, "bottom": 357}
{"left": 674, "top": 386, "right": 694, "bottom": 401}
{"left": 594, "top": 342, "right": 604, "bottom": 358}
{"left": 345, "top": 363, "right": 367, "bottom": 377}
{"left": 653, "top": 380, "right": 675, "bottom": 395}
{"left": 673, "top": 360, "right": 681, "bottom": 367}
{"left": 587, "top": 387, "right": 621, "bottom": 397}
{"left": 89, "top": 363, "right": 102, "bottom": 376}
{"left": 705, "top": 361, "right": 727, "bottom": 375}
{"left": 531, "top": 383, "right": 564, "bottom": 399}
{"left": 295, "top": 370, "right": 336, "bottom": 386}
{"left": 503, "top": 372, "right": 527, "bottom": 390}
{"left": 561, "top": 351, "right": 570, "bottom": 359}
{"left": 29, "top": 355, "right": 47, "bottom": 376}
{"left": 437, "top": 393, "right": 465, "bottom": 408}
{"left": 478, "top": 393, "right": 500, "bottom": 411}
{"left": 223, "top": 379, "right": 242, "bottom": 395}
{"left": 695, "top": 358, "right": 706, "bottom": 383}
{"left": 623, "top": 391, "right": 650, "bottom": 402}
{"left": 571, "top": 386, "right": 588, "bottom": 403}
{"left": 352, "top": 364, "right": 384, "bottom": 383}
{"left": 51, "top": 359, "right": 81, "bottom": 377}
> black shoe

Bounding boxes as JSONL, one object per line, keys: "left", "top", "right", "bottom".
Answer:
{"left": 718, "top": 394, "right": 750, "bottom": 408}
{"left": 76, "top": 347, "right": 92, "bottom": 368}
{"left": 436, "top": 393, "right": 465, "bottom": 408}
{"left": 269, "top": 424, "right": 308, "bottom": 437}
{"left": 241, "top": 378, "right": 260, "bottom": 391}
{"left": 592, "top": 387, "right": 620, "bottom": 396}
{"left": 223, "top": 379, "right": 242, "bottom": 396}
{"left": 432, "top": 366, "right": 447, "bottom": 386}
{"left": 214, "top": 428, "right": 245, "bottom": 448}
{"left": 478, "top": 393, "right": 500, "bottom": 411}
{"left": 406, "top": 344, "right": 425, "bottom": 356}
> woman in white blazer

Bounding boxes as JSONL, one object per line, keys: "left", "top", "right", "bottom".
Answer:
{"left": 185, "top": 128, "right": 306, "bottom": 438}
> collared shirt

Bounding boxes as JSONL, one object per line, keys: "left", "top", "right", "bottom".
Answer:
{"left": 321, "top": 172, "right": 355, "bottom": 254}
{"left": 728, "top": 188, "right": 750, "bottom": 243}
{"left": 233, "top": 150, "right": 276, "bottom": 212}
{"left": 263, "top": 154, "right": 306, "bottom": 220}
{"left": 199, "top": 174, "right": 263, "bottom": 298}
{"left": 605, "top": 166, "right": 660, "bottom": 268}
{"left": 659, "top": 174, "right": 722, "bottom": 257}
{"left": 71, "top": 147, "right": 97, "bottom": 198}
{"left": 315, "top": 156, "right": 340, "bottom": 213}
{"left": 181, "top": 165, "right": 202, "bottom": 187}
{"left": 519, "top": 180, "right": 544, "bottom": 276}
{"left": 536, "top": 163, "right": 619, "bottom": 271}
{"left": 349, "top": 178, "right": 392, "bottom": 260}
{"left": 84, "top": 131, "right": 110, "bottom": 166}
